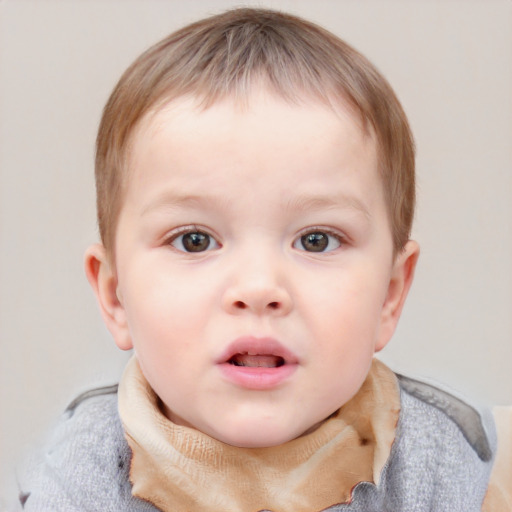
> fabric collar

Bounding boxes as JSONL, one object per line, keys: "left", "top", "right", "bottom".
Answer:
{"left": 118, "top": 356, "right": 400, "bottom": 512}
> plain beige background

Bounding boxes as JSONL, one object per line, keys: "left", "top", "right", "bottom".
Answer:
{"left": 1, "top": 0, "right": 511, "bottom": 508}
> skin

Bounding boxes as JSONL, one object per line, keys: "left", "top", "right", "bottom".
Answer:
{"left": 85, "top": 90, "right": 419, "bottom": 448}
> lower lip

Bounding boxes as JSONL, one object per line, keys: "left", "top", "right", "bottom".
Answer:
{"left": 218, "top": 363, "right": 298, "bottom": 390}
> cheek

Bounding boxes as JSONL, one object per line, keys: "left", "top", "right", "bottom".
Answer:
{"left": 305, "top": 266, "right": 387, "bottom": 322}
{"left": 120, "top": 274, "right": 196, "bottom": 361}
{"left": 124, "top": 262, "right": 212, "bottom": 326}
{"left": 124, "top": 286, "right": 201, "bottom": 404}
{"left": 301, "top": 266, "right": 389, "bottom": 358}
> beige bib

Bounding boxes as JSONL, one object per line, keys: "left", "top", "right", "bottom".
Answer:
{"left": 118, "top": 357, "right": 400, "bottom": 512}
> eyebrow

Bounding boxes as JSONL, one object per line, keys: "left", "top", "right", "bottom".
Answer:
{"left": 140, "top": 192, "right": 229, "bottom": 216}
{"left": 141, "top": 191, "right": 371, "bottom": 221}
{"left": 284, "top": 194, "right": 372, "bottom": 220}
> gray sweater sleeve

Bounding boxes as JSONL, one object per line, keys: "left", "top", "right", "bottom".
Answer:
{"left": 19, "top": 387, "right": 158, "bottom": 512}
{"left": 379, "top": 387, "right": 495, "bottom": 511}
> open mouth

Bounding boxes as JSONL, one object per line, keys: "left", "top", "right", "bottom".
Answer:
{"left": 218, "top": 337, "right": 298, "bottom": 389}
{"left": 228, "top": 353, "right": 285, "bottom": 368}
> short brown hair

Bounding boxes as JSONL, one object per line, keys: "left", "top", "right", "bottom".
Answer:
{"left": 95, "top": 7, "right": 415, "bottom": 255}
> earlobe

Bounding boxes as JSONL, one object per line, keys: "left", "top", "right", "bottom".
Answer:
{"left": 375, "top": 240, "right": 420, "bottom": 352}
{"left": 84, "top": 244, "right": 133, "bottom": 351}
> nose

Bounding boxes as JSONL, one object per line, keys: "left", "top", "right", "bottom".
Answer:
{"left": 221, "top": 257, "right": 293, "bottom": 317}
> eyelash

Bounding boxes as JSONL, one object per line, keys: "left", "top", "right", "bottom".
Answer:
{"left": 292, "top": 228, "right": 346, "bottom": 253}
{"left": 165, "top": 226, "right": 221, "bottom": 253}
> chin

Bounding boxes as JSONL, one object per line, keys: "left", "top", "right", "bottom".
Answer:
{"left": 223, "top": 436, "right": 290, "bottom": 449}
{"left": 213, "top": 424, "right": 305, "bottom": 449}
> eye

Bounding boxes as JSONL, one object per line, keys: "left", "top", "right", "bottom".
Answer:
{"left": 293, "top": 230, "right": 342, "bottom": 253}
{"left": 170, "top": 230, "right": 220, "bottom": 253}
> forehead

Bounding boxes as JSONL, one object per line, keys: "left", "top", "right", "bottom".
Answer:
{"left": 120, "top": 92, "right": 384, "bottom": 220}
{"left": 127, "top": 90, "right": 377, "bottom": 177}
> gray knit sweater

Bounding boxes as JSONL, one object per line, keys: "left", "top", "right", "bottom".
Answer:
{"left": 20, "top": 376, "right": 495, "bottom": 511}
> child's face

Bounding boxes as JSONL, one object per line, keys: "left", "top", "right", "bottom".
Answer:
{"left": 89, "top": 91, "right": 417, "bottom": 448}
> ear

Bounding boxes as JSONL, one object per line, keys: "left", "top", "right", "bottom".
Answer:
{"left": 375, "top": 240, "right": 420, "bottom": 352}
{"left": 84, "top": 244, "right": 133, "bottom": 351}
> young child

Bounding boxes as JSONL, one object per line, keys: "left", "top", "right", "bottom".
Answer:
{"left": 20, "top": 8, "right": 496, "bottom": 511}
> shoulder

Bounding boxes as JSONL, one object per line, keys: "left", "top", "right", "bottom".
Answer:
{"left": 54, "top": 385, "right": 122, "bottom": 449}
{"left": 65, "top": 384, "right": 120, "bottom": 416}
{"left": 42, "top": 385, "right": 125, "bottom": 477}
{"left": 20, "top": 386, "right": 157, "bottom": 511}
{"left": 396, "top": 373, "right": 494, "bottom": 462}
{"left": 385, "top": 374, "right": 496, "bottom": 511}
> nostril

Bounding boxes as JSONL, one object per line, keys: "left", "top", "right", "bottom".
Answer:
{"left": 234, "top": 301, "right": 247, "bottom": 309}
{"left": 268, "top": 302, "right": 279, "bottom": 309}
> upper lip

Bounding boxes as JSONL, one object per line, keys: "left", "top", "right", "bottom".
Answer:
{"left": 216, "top": 336, "right": 300, "bottom": 365}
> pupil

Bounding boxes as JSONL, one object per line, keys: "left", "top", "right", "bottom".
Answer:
{"left": 302, "top": 232, "right": 328, "bottom": 252}
{"left": 183, "top": 232, "right": 209, "bottom": 252}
